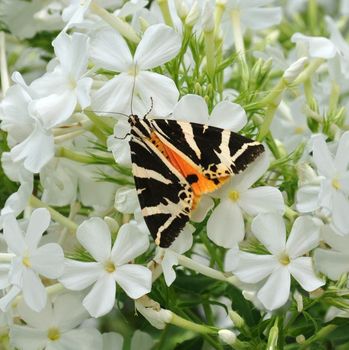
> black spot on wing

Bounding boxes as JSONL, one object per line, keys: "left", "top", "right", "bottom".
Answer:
{"left": 186, "top": 174, "right": 199, "bottom": 184}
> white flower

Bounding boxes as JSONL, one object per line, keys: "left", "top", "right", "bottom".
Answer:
{"left": 207, "top": 153, "right": 284, "bottom": 248}
{"left": 9, "top": 293, "right": 103, "bottom": 350}
{"left": 172, "top": 94, "right": 247, "bottom": 131}
{"left": 155, "top": 224, "right": 194, "bottom": 286}
{"left": 291, "top": 32, "right": 337, "bottom": 59}
{"left": 227, "top": 214, "right": 324, "bottom": 310}
{"left": 225, "top": 0, "right": 282, "bottom": 31}
{"left": 91, "top": 23, "right": 181, "bottom": 116}
{"left": 314, "top": 225, "right": 349, "bottom": 280}
{"left": 30, "top": 32, "right": 93, "bottom": 127}
{"left": 0, "top": 209, "right": 64, "bottom": 312}
{"left": 59, "top": 218, "right": 152, "bottom": 318}
{"left": 296, "top": 132, "right": 349, "bottom": 235}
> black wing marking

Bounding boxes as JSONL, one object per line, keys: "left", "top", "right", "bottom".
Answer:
{"left": 130, "top": 136, "right": 193, "bottom": 248}
{"left": 150, "top": 119, "right": 265, "bottom": 180}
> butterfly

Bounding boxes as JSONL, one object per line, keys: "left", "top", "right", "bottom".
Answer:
{"left": 128, "top": 114, "right": 265, "bottom": 248}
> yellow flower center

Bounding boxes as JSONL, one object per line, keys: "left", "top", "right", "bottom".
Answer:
{"left": 128, "top": 64, "right": 139, "bottom": 76}
{"left": 47, "top": 328, "right": 60, "bottom": 341}
{"left": 229, "top": 190, "right": 240, "bottom": 202}
{"left": 332, "top": 178, "right": 341, "bottom": 190}
{"left": 278, "top": 252, "right": 290, "bottom": 265}
{"left": 22, "top": 256, "right": 31, "bottom": 268}
{"left": 104, "top": 260, "right": 116, "bottom": 273}
{"left": 294, "top": 126, "right": 304, "bottom": 134}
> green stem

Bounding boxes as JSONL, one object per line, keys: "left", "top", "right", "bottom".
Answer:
{"left": 177, "top": 255, "right": 237, "bottom": 285}
{"left": 204, "top": 30, "right": 216, "bottom": 81}
{"left": 157, "top": 0, "right": 174, "bottom": 27}
{"left": 290, "top": 58, "right": 324, "bottom": 86}
{"left": 29, "top": 196, "right": 78, "bottom": 233}
{"left": 84, "top": 110, "right": 114, "bottom": 134}
{"left": 170, "top": 313, "right": 217, "bottom": 335}
{"left": 231, "top": 9, "right": 245, "bottom": 64}
{"left": 308, "top": 0, "right": 318, "bottom": 35}
{"left": 299, "top": 324, "right": 337, "bottom": 348}
{"left": 257, "top": 103, "right": 280, "bottom": 142}
{"left": 90, "top": 1, "right": 140, "bottom": 43}
{"left": 57, "top": 147, "right": 96, "bottom": 164}
{"left": 0, "top": 253, "right": 15, "bottom": 262}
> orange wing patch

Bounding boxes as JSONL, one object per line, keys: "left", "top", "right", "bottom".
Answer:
{"left": 149, "top": 133, "right": 229, "bottom": 210}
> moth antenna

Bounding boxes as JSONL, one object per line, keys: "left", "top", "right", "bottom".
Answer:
{"left": 130, "top": 64, "right": 137, "bottom": 115}
{"left": 114, "top": 132, "right": 131, "bottom": 140}
{"left": 86, "top": 110, "right": 129, "bottom": 119}
{"left": 143, "top": 97, "right": 154, "bottom": 120}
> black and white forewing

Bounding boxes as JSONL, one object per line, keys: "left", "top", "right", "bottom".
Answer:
{"left": 150, "top": 119, "right": 265, "bottom": 179}
{"left": 130, "top": 136, "right": 193, "bottom": 248}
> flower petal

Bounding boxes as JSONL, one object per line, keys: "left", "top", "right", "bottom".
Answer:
{"left": 17, "top": 297, "right": 52, "bottom": 329}
{"left": 10, "top": 123, "right": 55, "bottom": 173}
{"left": 314, "top": 249, "right": 349, "bottom": 280}
{"left": 111, "top": 223, "right": 149, "bottom": 265}
{"left": 30, "top": 243, "right": 64, "bottom": 279}
{"left": 172, "top": 94, "right": 209, "bottom": 124}
{"left": 332, "top": 190, "right": 349, "bottom": 234}
{"left": 191, "top": 195, "right": 214, "bottom": 223}
{"left": 161, "top": 250, "right": 179, "bottom": 286}
{"left": 135, "top": 24, "right": 181, "bottom": 70}
{"left": 170, "top": 223, "right": 194, "bottom": 254}
{"left": 321, "top": 225, "right": 349, "bottom": 253}
{"left": 114, "top": 264, "right": 152, "bottom": 299}
{"left": 291, "top": 33, "right": 337, "bottom": 59}
{"left": 296, "top": 185, "right": 321, "bottom": 212}
{"left": 9, "top": 325, "right": 48, "bottom": 350}
{"left": 241, "top": 7, "right": 282, "bottom": 30}
{"left": 207, "top": 200, "right": 245, "bottom": 248}
{"left": 114, "top": 187, "right": 139, "bottom": 214}
{"left": 92, "top": 74, "right": 134, "bottom": 115}
{"left": 239, "top": 186, "right": 285, "bottom": 216}
{"left": 29, "top": 91, "right": 77, "bottom": 129}
{"left": 56, "top": 328, "right": 103, "bottom": 350}
{"left": 131, "top": 330, "right": 154, "bottom": 350}
{"left": 22, "top": 269, "right": 47, "bottom": 312}
{"left": 59, "top": 259, "right": 103, "bottom": 290}
{"left": 334, "top": 131, "right": 349, "bottom": 172}
{"left": 312, "top": 134, "right": 335, "bottom": 178}
{"left": 257, "top": 266, "right": 291, "bottom": 310}
{"left": 53, "top": 32, "right": 89, "bottom": 78}
{"left": 76, "top": 77, "right": 93, "bottom": 109}
{"left": 288, "top": 257, "right": 324, "bottom": 291}
{"left": 25, "top": 208, "right": 51, "bottom": 251}
{"left": 53, "top": 293, "right": 88, "bottom": 330}
{"left": 251, "top": 213, "right": 286, "bottom": 254}
{"left": 0, "top": 286, "right": 21, "bottom": 311}
{"left": 136, "top": 71, "right": 179, "bottom": 116}
{"left": 77, "top": 217, "right": 111, "bottom": 262}
{"left": 90, "top": 29, "right": 132, "bottom": 72}
{"left": 233, "top": 251, "right": 278, "bottom": 283}
{"left": 83, "top": 274, "right": 116, "bottom": 318}
{"left": 210, "top": 102, "right": 247, "bottom": 131}
{"left": 3, "top": 214, "right": 26, "bottom": 255}
{"left": 286, "top": 216, "right": 320, "bottom": 258}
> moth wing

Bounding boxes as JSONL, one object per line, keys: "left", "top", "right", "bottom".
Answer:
{"left": 150, "top": 119, "right": 265, "bottom": 180}
{"left": 130, "top": 136, "right": 193, "bottom": 248}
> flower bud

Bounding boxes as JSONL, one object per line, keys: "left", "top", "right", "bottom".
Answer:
{"left": 283, "top": 57, "right": 308, "bottom": 84}
{"left": 228, "top": 310, "right": 245, "bottom": 328}
{"left": 202, "top": 1, "right": 215, "bottom": 32}
{"left": 185, "top": 1, "right": 199, "bottom": 28}
{"left": 174, "top": 0, "right": 189, "bottom": 20}
{"left": 218, "top": 329, "right": 237, "bottom": 345}
{"left": 135, "top": 297, "right": 173, "bottom": 329}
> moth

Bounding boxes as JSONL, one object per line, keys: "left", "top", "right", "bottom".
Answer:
{"left": 128, "top": 114, "right": 265, "bottom": 248}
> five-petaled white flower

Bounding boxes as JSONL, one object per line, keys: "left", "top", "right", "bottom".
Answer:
{"left": 296, "top": 132, "right": 349, "bottom": 235}
{"left": 207, "top": 153, "right": 284, "bottom": 248}
{"left": 59, "top": 218, "right": 152, "bottom": 318}
{"left": 10, "top": 293, "right": 102, "bottom": 350}
{"left": 91, "top": 23, "right": 181, "bottom": 116}
{"left": 0, "top": 208, "right": 64, "bottom": 312}
{"left": 225, "top": 213, "right": 324, "bottom": 310}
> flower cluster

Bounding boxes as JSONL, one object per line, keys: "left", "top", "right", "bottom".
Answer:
{"left": 0, "top": 0, "right": 348, "bottom": 348}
